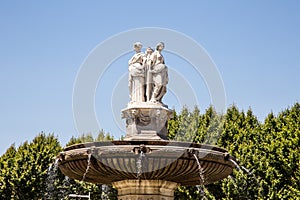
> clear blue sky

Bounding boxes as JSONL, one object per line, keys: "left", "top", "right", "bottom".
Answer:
{"left": 0, "top": 1, "right": 299, "bottom": 154}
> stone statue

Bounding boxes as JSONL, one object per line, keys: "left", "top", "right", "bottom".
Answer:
{"left": 149, "top": 42, "right": 168, "bottom": 104}
{"left": 128, "top": 42, "right": 168, "bottom": 105}
{"left": 123, "top": 42, "right": 172, "bottom": 140}
{"left": 128, "top": 42, "right": 145, "bottom": 103}
{"left": 144, "top": 47, "right": 154, "bottom": 102}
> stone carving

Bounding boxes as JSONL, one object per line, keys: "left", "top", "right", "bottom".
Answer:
{"left": 124, "top": 42, "right": 172, "bottom": 141}
{"left": 128, "top": 42, "right": 168, "bottom": 105}
{"left": 144, "top": 47, "right": 154, "bottom": 102}
{"left": 128, "top": 42, "right": 145, "bottom": 103}
{"left": 122, "top": 106, "right": 172, "bottom": 140}
{"left": 150, "top": 42, "right": 169, "bottom": 104}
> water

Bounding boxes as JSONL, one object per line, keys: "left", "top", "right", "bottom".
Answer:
{"left": 241, "top": 165, "right": 254, "bottom": 176}
{"left": 45, "top": 158, "right": 59, "bottom": 199}
{"left": 229, "top": 158, "right": 257, "bottom": 179}
{"left": 45, "top": 152, "right": 96, "bottom": 199}
{"left": 136, "top": 151, "right": 145, "bottom": 179}
{"left": 228, "top": 158, "right": 260, "bottom": 198}
{"left": 229, "top": 158, "right": 241, "bottom": 171}
{"left": 193, "top": 154, "right": 207, "bottom": 199}
{"left": 101, "top": 184, "right": 109, "bottom": 200}
{"left": 193, "top": 154, "right": 205, "bottom": 185}
{"left": 228, "top": 175, "right": 238, "bottom": 188}
{"left": 82, "top": 151, "right": 92, "bottom": 182}
{"left": 196, "top": 185, "right": 207, "bottom": 200}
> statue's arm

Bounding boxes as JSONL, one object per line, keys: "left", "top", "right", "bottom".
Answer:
{"left": 142, "top": 54, "right": 147, "bottom": 66}
{"left": 150, "top": 52, "right": 157, "bottom": 67}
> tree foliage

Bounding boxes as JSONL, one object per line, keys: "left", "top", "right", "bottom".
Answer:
{"left": 0, "top": 132, "right": 62, "bottom": 199}
{"left": 0, "top": 103, "right": 299, "bottom": 199}
{"left": 170, "top": 103, "right": 300, "bottom": 199}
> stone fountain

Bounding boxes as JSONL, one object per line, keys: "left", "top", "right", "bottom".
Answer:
{"left": 57, "top": 42, "right": 235, "bottom": 199}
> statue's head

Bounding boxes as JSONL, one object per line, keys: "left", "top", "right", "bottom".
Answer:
{"left": 133, "top": 42, "right": 142, "bottom": 52}
{"left": 146, "top": 47, "right": 154, "bottom": 54}
{"left": 156, "top": 42, "right": 165, "bottom": 51}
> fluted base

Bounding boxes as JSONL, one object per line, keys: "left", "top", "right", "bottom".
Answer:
{"left": 112, "top": 180, "right": 179, "bottom": 200}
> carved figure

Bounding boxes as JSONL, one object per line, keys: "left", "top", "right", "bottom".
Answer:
{"left": 128, "top": 42, "right": 145, "bottom": 103}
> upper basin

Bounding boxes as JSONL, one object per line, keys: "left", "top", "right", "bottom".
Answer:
{"left": 58, "top": 140, "right": 235, "bottom": 186}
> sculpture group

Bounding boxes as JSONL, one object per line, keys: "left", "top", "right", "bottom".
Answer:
{"left": 128, "top": 42, "right": 168, "bottom": 105}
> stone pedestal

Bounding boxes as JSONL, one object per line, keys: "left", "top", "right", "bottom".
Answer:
{"left": 112, "top": 180, "right": 179, "bottom": 200}
{"left": 121, "top": 103, "right": 173, "bottom": 140}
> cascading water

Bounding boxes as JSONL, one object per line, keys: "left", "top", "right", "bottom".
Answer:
{"left": 228, "top": 158, "right": 260, "bottom": 198}
{"left": 136, "top": 151, "right": 145, "bottom": 179}
{"left": 193, "top": 154, "right": 205, "bottom": 184}
{"left": 45, "top": 158, "right": 59, "bottom": 199}
{"left": 229, "top": 158, "right": 257, "bottom": 180}
{"left": 229, "top": 158, "right": 241, "bottom": 171}
{"left": 46, "top": 150, "right": 113, "bottom": 199}
{"left": 101, "top": 184, "right": 109, "bottom": 200}
{"left": 82, "top": 150, "right": 92, "bottom": 182}
{"left": 193, "top": 153, "right": 207, "bottom": 199}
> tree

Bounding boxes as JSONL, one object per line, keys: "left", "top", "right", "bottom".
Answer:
{"left": 96, "top": 129, "right": 114, "bottom": 142}
{"left": 0, "top": 132, "right": 62, "bottom": 200}
{"left": 0, "top": 144, "right": 17, "bottom": 199}
{"left": 168, "top": 103, "right": 300, "bottom": 199}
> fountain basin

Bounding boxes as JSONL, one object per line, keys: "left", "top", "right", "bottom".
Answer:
{"left": 57, "top": 140, "right": 234, "bottom": 186}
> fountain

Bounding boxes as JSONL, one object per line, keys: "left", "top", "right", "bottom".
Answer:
{"left": 57, "top": 42, "right": 236, "bottom": 199}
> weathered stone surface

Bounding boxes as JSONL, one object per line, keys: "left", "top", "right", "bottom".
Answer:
{"left": 112, "top": 180, "right": 179, "bottom": 200}
{"left": 121, "top": 103, "right": 173, "bottom": 140}
{"left": 58, "top": 141, "right": 234, "bottom": 186}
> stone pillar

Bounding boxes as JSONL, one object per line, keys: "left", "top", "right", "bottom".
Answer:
{"left": 112, "top": 180, "right": 179, "bottom": 200}
{"left": 121, "top": 104, "right": 173, "bottom": 141}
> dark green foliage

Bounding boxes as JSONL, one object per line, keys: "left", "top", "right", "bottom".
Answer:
{"left": 169, "top": 103, "right": 300, "bottom": 199}
{"left": 66, "top": 129, "right": 115, "bottom": 146}
{"left": 0, "top": 131, "right": 117, "bottom": 200}
{"left": 168, "top": 106, "right": 224, "bottom": 144}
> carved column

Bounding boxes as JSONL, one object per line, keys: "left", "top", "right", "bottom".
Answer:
{"left": 121, "top": 104, "right": 173, "bottom": 141}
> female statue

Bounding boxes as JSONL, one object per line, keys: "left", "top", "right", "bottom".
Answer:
{"left": 149, "top": 42, "right": 168, "bottom": 104}
{"left": 143, "top": 47, "right": 154, "bottom": 102}
{"left": 128, "top": 42, "right": 145, "bottom": 103}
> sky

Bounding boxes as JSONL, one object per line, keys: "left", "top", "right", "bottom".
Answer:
{"left": 0, "top": 1, "right": 299, "bottom": 155}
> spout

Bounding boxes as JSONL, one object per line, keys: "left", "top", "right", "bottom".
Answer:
{"left": 87, "top": 147, "right": 95, "bottom": 155}
{"left": 187, "top": 149, "right": 197, "bottom": 157}
{"left": 224, "top": 152, "right": 230, "bottom": 160}
{"left": 133, "top": 144, "right": 151, "bottom": 154}
{"left": 57, "top": 152, "right": 65, "bottom": 162}
{"left": 140, "top": 144, "right": 147, "bottom": 153}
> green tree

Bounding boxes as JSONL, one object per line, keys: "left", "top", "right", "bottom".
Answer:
{"left": 169, "top": 106, "right": 201, "bottom": 142}
{"left": 169, "top": 103, "right": 300, "bottom": 199}
{"left": 172, "top": 106, "right": 224, "bottom": 199}
{"left": 96, "top": 129, "right": 114, "bottom": 142}
{"left": 0, "top": 144, "right": 17, "bottom": 199}
{"left": 0, "top": 132, "right": 62, "bottom": 200}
